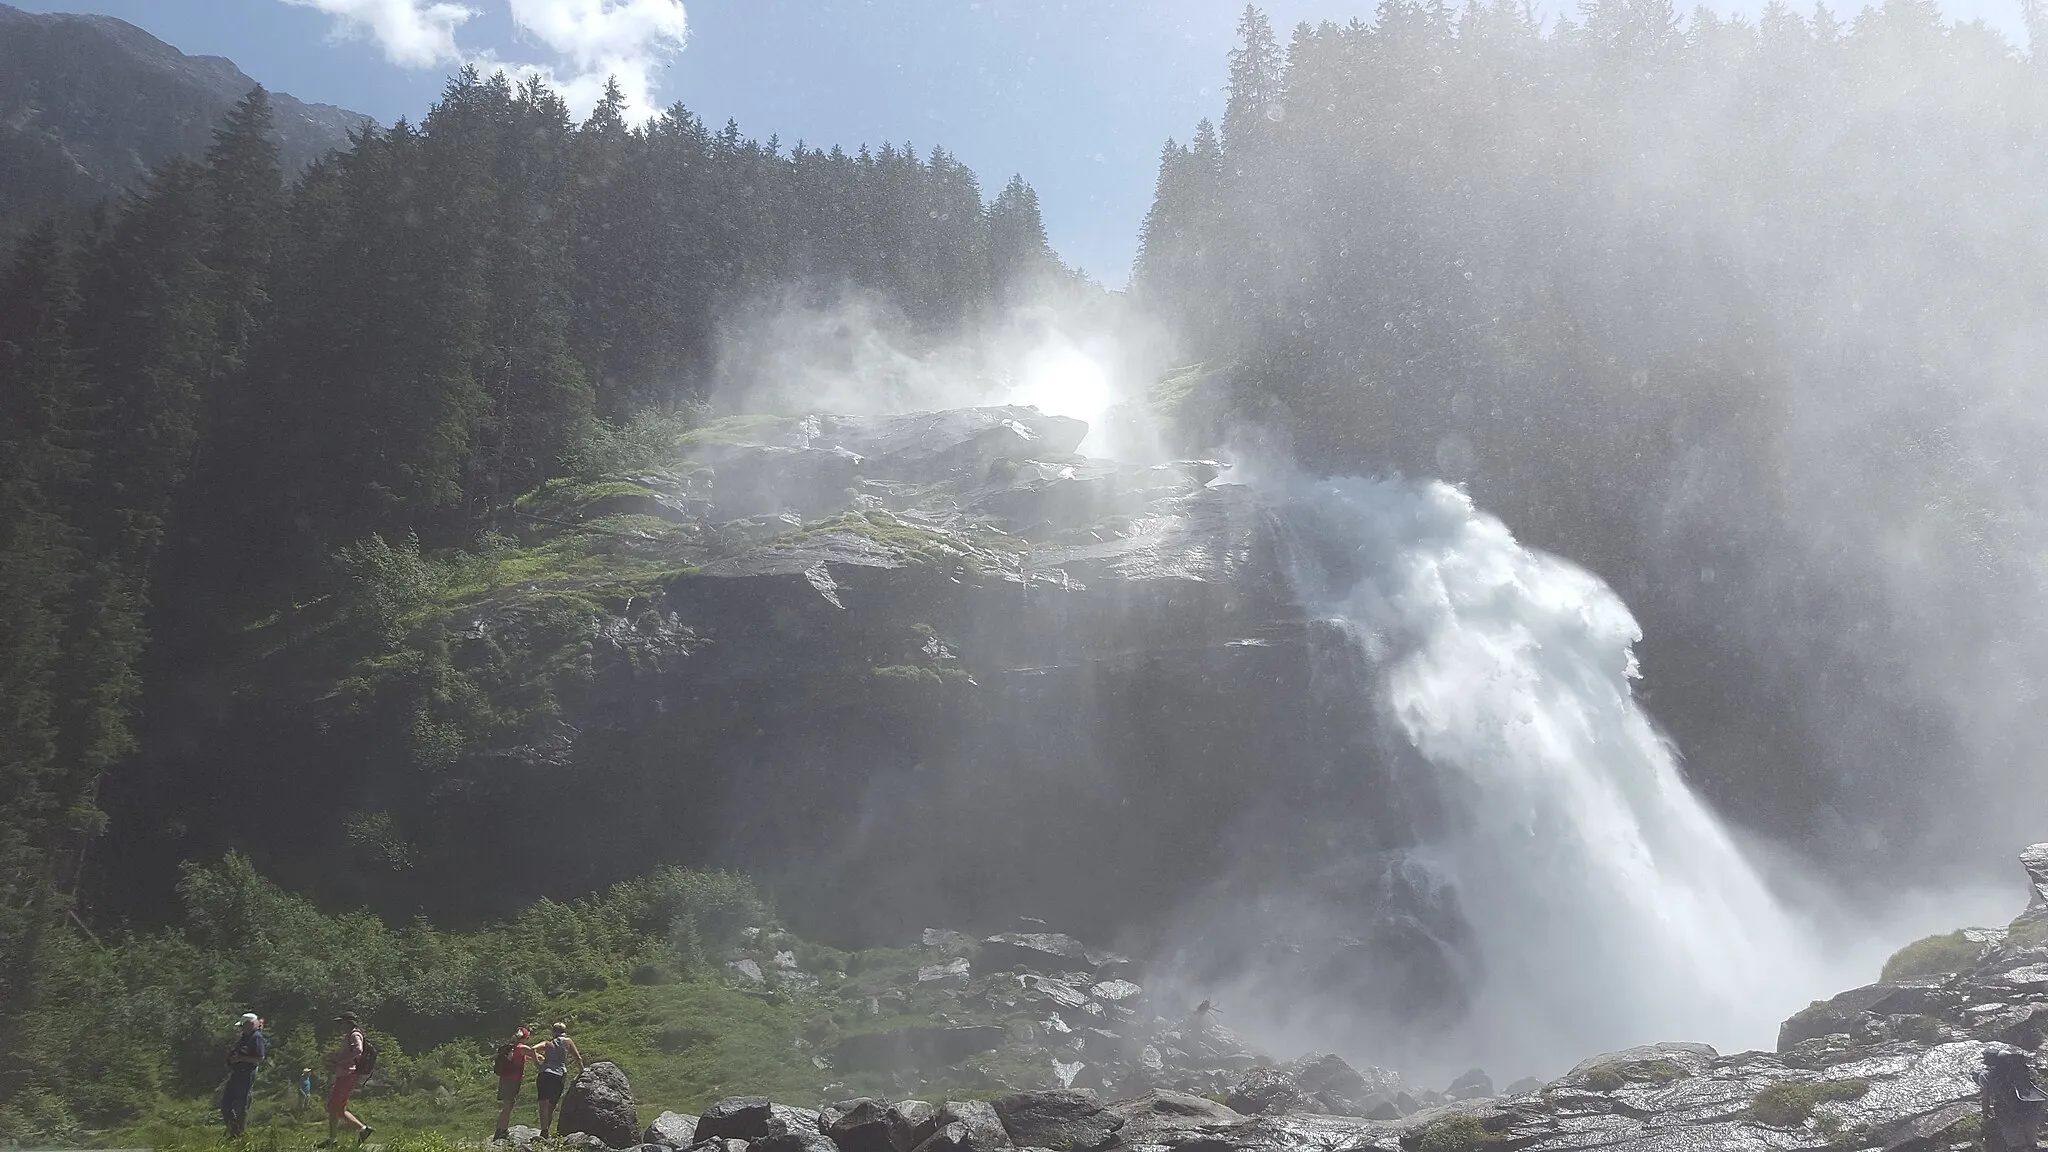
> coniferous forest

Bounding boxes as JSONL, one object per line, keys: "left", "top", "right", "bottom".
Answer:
{"left": 0, "top": 68, "right": 1063, "bottom": 1138}
{"left": 6, "top": 1, "right": 2048, "bottom": 1139}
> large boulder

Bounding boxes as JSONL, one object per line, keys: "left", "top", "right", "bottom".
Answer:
{"left": 558, "top": 1061, "right": 638, "bottom": 1149}
{"left": 698, "top": 1096, "right": 775, "bottom": 1142}
{"left": 769, "top": 1105, "right": 824, "bottom": 1137}
{"left": 1445, "top": 1069, "right": 1494, "bottom": 1101}
{"left": 1104, "top": 1090, "right": 1246, "bottom": 1145}
{"left": 825, "top": 1098, "right": 938, "bottom": 1152}
{"left": 643, "top": 1111, "right": 698, "bottom": 1149}
{"left": 912, "top": 1100, "right": 1011, "bottom": 1152}
{"left": 991, "top": 1090, "right": 1123, "bottom": 1152}
{"left": 1227, "top": 1068, "right": 1319, "bottom": 1116}
{"left": 1282, "top": 1054, "right": 1401, "bottom": 1116}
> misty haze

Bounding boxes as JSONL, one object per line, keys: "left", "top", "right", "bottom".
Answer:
{"left": 3, "top": 0, "right": 2048, "bottom": 1149}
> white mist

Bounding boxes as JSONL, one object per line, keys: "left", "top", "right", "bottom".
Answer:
{"left": 1272, "top": 474, "right": 1843, "bottom": 1075}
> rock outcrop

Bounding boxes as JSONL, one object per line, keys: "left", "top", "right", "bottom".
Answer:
{"left": 179, "top": 403, "right": 1468, "bottom": 1046}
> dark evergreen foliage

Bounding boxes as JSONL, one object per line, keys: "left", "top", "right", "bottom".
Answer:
{"left": 0, "top": 74, "right": 1059, "bottom": 1122}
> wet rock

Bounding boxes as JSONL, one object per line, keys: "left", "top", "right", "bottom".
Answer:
{"left": 557, "top": 1134, "right": 613, "bottom": 1152}
{"left": 992, "top": 1089, "right": 1124, "bottom": 1152}
{"left": 1105, "top": 1089, "right": 1246, "bottom": 1144}
{"left": 923, "top": 928, "right": 980, "bottom": 957}
{"left": 920, "top": 957, "right": 972, "bottom": 987}
{"left": 755, "top": 1133, "right": 840, "bottom": 1152}
{"left": 1360, "top": 1096, "right": 1402, "bottom": 1121}
{"left": 1283, "top": 1053, "right": 1398, "bottom": 1115}
{"left": 644, "top": 1111, "right": 699, "bottom": 1149}
{"left": 770, "top": 1106, "right": 824, "bottom": 1137}
{"left": 1226, "top": 1068, "right": 1318, "bottom": 1116}
{"left": 1445, "top": 1068, "right": 1494, "bottom": 1101}
{"left": 825, "top": 1098, "right": 938, "bottom": 1152}
{"left": 698, "top": 1096, "right": 775, "bottom": 1142}
{"left": 2022, "top": 842, "right": 2048, "bottom": 914}
{"left": 1878, "top": 1099, "right": 1979, "bottom": 1152}
{"left": 507, "top": 1125, "right": 542, "bottom": 1147}
{"left": 923, "top": 1100, "right": 1012, "bottom": 1152}
{"left": 559, "top": 1061, "right": 638, "bottom": 1149}
{"left": 982, "top": 933, "right": 1134, "bottom": 976}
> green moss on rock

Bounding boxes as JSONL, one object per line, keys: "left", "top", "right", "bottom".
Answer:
{"left": 1747, "top": 1079, "right": 1870, "bottom": 1127}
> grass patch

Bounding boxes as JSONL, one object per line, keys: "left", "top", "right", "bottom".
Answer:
{"left": 679, "top": 414, "right": 792, "bottom": 447}
{"left": 2011, "top": 918, "right": 2048, "bottom": 947}
{"left": 1583, "top": 1057, "right": 1689, "bottom": 1093}
{"left": 788, "top": 511, "right": 973, "bottom": 564}
{"left": 1881, "top": 931, "right": 1982, "bottom": 982}
{"left": 1747, "top": 1079, "right": 1870, "bottom": 1127}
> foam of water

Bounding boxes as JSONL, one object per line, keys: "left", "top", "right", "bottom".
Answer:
{"left": 1272, "top": 473, "right": 1838, "bottom": 1072}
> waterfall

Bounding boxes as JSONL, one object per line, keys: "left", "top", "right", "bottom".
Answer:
{"left": 1269, "top": 472, "right": 1832, "bottom": 1072}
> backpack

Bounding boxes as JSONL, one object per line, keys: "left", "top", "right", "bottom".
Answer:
{"left": 354, "top": 1036, "right": 378, "bottom": 1078}
{"left": 495, "top": 1043, "right": 523, "bottom": 1079}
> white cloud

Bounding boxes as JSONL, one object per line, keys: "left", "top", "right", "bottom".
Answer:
{"left": 283, "top": 0, "right": 688, "bottom": 122}
{"left": 492, "top": 0, "right": 688, "bottom": 121}
{"left": 284, "top": 0, "right": 475, "bottom": 68}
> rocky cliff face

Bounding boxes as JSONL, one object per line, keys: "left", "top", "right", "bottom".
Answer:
{"left": 112, "top": 405, "right": 1467, "bottom": 1036}
{"left": 0, "top": 3, "right": 369, "bottom": 238}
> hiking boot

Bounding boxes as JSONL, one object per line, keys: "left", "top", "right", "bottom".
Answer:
{"left": 317, "top": 1141, "right": 336, "bottom": 1148}
{"left": 357, "top": 1126, "right": 374, "bottom": 1145}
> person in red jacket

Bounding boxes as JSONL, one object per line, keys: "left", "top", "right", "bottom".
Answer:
{"left": 320, "top": 1013, "right": 372, "bottom": 1147}
{"left": 492, "top": 1027, "right": 538, "bottom": 1142}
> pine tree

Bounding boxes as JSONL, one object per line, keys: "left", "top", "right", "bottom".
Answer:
{"left": 988, "top": 173, "right": 1056, "bottom": 305}
{"left": 0, "top": 226, "right": 92, "bottom": 1010}
{"left": 1224, "top": 7, "right": 1285, "bottom": 156}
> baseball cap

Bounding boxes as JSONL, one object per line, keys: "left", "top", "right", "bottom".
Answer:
{"left": 238, "top": 1012, "right": 260, "bottom": 1027}
{"left": 515, "top": 1027, "right": 530, "bottom": 1040}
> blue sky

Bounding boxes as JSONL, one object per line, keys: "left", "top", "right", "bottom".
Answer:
{"left": 14, "top": 0, "right": 2029, "bottom": 284}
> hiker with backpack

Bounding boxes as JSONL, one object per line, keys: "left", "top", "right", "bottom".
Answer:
{"left": 492, "top": 1027, "right": 538, "bottom": 1141}
{"left": 533, "top": 1023, "right": 582, "bottom": 1137}
{"left": 221, "top": 1011, "right": 267, "bottom": 1136}
{"left": 321, "top": 1012, "right": 375, "bottom": 1147}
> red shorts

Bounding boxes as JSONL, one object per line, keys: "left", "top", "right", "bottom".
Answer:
{"left": 327, "top": 1072, "right": 358, "bottom": 1114}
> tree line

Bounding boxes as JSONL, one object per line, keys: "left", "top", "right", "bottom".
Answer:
{"left": 0, "top": 68, "right": 1063, "bottom": 1072}
{"left": 1134, "top": 4, "right": 2048, "bottom": 874}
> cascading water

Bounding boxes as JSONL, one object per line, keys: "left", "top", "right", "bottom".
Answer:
{"left": 1265, "top": 471, "right": 1835, "bottom": 1073}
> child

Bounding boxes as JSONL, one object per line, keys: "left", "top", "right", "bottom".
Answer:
{"left": 296, "top": 1068, "right": 315, "bottom": 1117}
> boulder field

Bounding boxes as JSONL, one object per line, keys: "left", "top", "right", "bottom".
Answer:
{"left": 531, "top": 844, "right": 2048, "bottom": 1152}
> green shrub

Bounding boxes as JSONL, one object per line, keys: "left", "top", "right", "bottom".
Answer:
{"left": 1415, "top": 1115, "right": 1497, "bottom": 1152}
{"left": 1748, "top": 1079, "right": 1871, "bottom": 1127}
{"left": 1880, "top": 931, "right": 1981, "bottom": 981}
{"left": 1585, "top": 1067, "right": 1625, "bottom": 1092}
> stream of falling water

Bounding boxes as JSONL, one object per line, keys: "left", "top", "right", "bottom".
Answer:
{"left": 1270, "top": 473, "right": 1835, "bottom": 1069}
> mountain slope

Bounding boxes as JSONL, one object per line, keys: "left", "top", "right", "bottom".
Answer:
{"left": 0, "top": 3, "right": 370, "bottom": 238}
